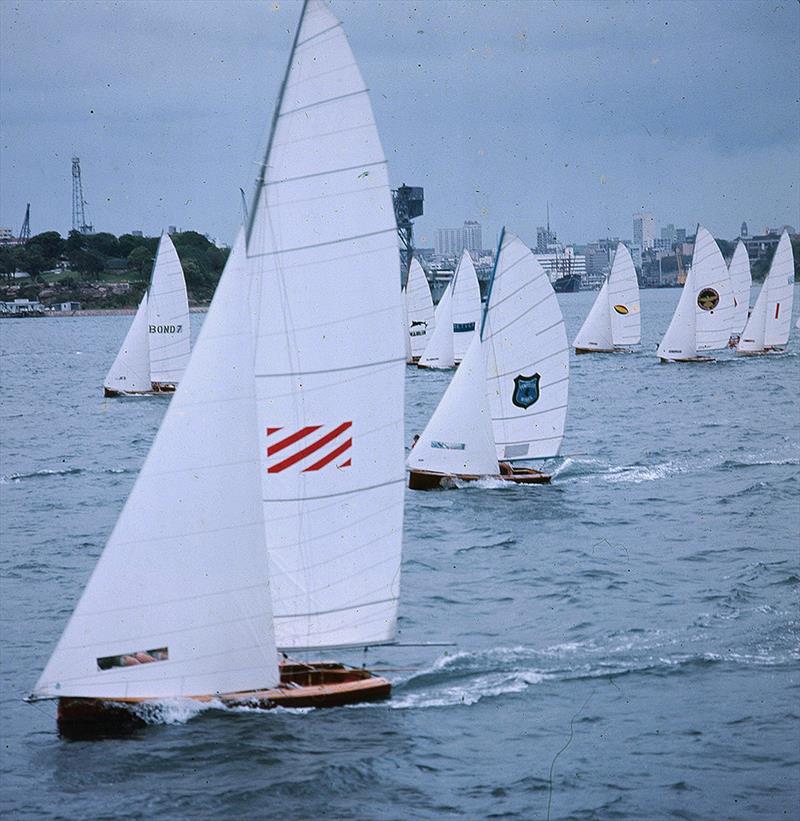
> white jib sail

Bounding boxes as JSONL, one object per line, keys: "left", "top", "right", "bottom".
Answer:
{"left": 451, "top": 250, "right": 482, "bottom": 363}
{"left": 418, "top": 279, "right": 455, "bottom": 369}
{"left": 607, "top": 243, "right": 641, "bottom": 346}
{"left": 657, "top": 226, "right": 734, "bottom": 359}
{"left": 103, "top": 293, "right": 151, "bottom": 393}
{"left": 405, "top": 257, "right": 435, "bottom": 360}
{"left": 248, "top": 0, "right": 405, "bottom": 651}
{"left": 728, "top": 240, "right": 752, "bottom": 336}
{"left": 33, "top": 230, "right": 280, "bottom": 700}
{"left": 738, "top": 230, "right": 794, "bottom": 351}
{"left": 572, "top": 278, "right": 613, "bottom": 351}
{"left": 147, "top": 233, "right": 191, "bottom": 385}
{"left": 407, "top": 332, "right": 497, "bottom": 476}
{"left": 484, "top": 232, "right": 569, "bottom": 461}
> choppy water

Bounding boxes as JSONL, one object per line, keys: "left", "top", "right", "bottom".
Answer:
{"left": 1, "top": 288, "right": 799, "bottom": 820}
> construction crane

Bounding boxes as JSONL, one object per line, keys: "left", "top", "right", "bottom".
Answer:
{"left": 391, "top": 184, "right": 423, "bottom": 286}
{"left": 71, "top": 157, "right": 93, "bottom": 234}
{"left": 18, "top": 203, "right": 30, "bottom": 243}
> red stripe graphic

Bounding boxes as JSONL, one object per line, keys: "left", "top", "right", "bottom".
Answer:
{"left": 303, "top": 438, "right": 352, "bottom": 472}
{"left": 267, "top": 425, "right": 321, "bottom": 457}
{"left": 267, "top": 421, "right": 352, "bottom": 474}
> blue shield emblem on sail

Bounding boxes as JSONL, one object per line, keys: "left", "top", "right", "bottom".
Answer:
{"left": 512, "top": 373, "right": 540, "bottom": 409}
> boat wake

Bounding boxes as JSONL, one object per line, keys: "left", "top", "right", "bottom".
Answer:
{"left": 1, "top": 466, "right": 132, "bottom": 483}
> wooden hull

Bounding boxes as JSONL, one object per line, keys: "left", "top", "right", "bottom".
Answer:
{"left": 575, "top": 347, "right": 616, "bottom": 354}
{"left": 736, "top": 347, "right": 786, "bottom": 357}
{"left": 103, "top": 384, "right": 177, "bottom": 398}
{"left": 658, "top": 356, "right": 715, "bottom": 363}
{"left": 408, "top": 467, "right": 551, "bottom": 490}
{"left": 55, "top": 662, "right": 389, "bottom": 739}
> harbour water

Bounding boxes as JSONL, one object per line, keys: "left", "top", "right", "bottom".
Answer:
{"left": 1, "top": 287, "right": 798, "bottom": 819}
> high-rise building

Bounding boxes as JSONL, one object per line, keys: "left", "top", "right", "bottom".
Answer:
{"left": 660, "top": 223, "right": 676, "bottom": 244}
{"left": 675, "top": 228, "right": 687, "bottom": 243}
{"left": 633, "top": 213, "right": 655, "bottom": 250}
{"left": 436, "top": 221, "right": 483, "bottom": 256}
{"left": 462, "top": 221, "right": 482, "bottom": 254}
{"left": 536, "top": 225, "right": 557, "bottom": 254}
{"left": 435, "top": 227, "right": 461, "bottom": 256}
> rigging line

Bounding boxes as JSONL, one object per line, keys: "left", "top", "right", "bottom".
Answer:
{"left": 489, "top": 353, "right": 569, "bottom": 380}
{"left": 480, "top": 226, "right": 505, "bottom": 339}
{"left": 485, "top": 290, "right": 557, "bottom": 339}
{"left": 246, "top": 0, "right": 308, "bottom": 245}
{"left": 537, "top": 317, "right": 566, "bottom": 337}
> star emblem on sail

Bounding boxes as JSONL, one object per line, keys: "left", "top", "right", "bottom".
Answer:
{"left": 266, "top": 423, "right": 353, "bottom": 473}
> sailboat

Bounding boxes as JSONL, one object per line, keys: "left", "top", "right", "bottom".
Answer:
{"left": 737, "top": 230, "right": 795, "bottom": 355}
{"left": 408, "top": 230, "right": 569, "bottom": 489}
{"left": 404, "top": 257, "right": 435, "bottom": 362}
{"left": 451, "top": 249, "right": 482, "bottom": 363}
{"left": 727, "top": 239, "right": 752, "bottom": 345}
{"left": 656, "top": 226, "right": 735, "bottom": 362}
{"left": 417, "top": 277, "right": 455, "bottom": 369}
{"left": 103, "top": 233, "right": 191, "bottom": 396}
{"left": 573, "top": 242, "right": 640, "bottom": 353}
{"left": 30, "top": 0, "right": 405, "bottom": 737}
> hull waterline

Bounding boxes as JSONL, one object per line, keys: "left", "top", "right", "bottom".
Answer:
{"left": 54, "top": 663, "right": 389, "bottom": 738}
{"left": 408, "top": 467, "right": 551, "bottom": 490}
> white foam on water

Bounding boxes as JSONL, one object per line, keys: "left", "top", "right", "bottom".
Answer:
{"left": 133, "top": 697, "right": 223, "bottom": 725}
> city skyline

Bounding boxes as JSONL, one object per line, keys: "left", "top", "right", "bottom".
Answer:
{"left": 1, "top": 0, "right": 798, "bottom": 248}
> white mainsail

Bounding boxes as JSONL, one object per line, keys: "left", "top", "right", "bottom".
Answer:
{"left": 407, "top": 332, "right": 497, "bottom": 476}
{"left": 451, "top": 250, "right": 482, "bottom": 363}
{"left": 33, "top": 231, "right": 280, "bottom": 700}
{"left": 148, "top": 233, "right": 190, "bottom": 386}
{"left": 728, "top": 240, "right": 752, "bottom": 336}
{"left": 103, "top": 293, "right": 151, "bottom": 393}
{"left": 484, "top": 231, "right": 569, "bottom": 461}
{"left": 657, "top": 226, "right": 734, "bottom": 361}
{"left": 573, "top": 243, "right": 640, "bottom": 352}
{"left": 738, "top": 230, "right": 794, "bottom": 352}
{"left": 607, "top": 243, "right": 641, "bottom": 347}
{"left": 248, "top": 0, "right": 405, "bottom": 650}
{"left": 405, "top": 257, "right": 435, "bottom": 360}
{"left": 418, "top": 279, "right": 455, "bottom": 369}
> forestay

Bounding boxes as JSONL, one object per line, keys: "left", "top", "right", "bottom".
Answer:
{"left": 738, "top": 230, "right": 795, "bottom": 351}
{"left": 147, "top": 233, "right": 191, "bottom": 385}
{"left": 407, "top": 333, "right": 497, "bottom": 476}
{"left": 33, "top": 231, "right": 280, "bottom": 700}
{"left": 103, "top": 293, "right": 151, "bottom": 393}
{"left": 418, "top": 279, "right": 455, "bottom": 369}
{"left": 728, "top": 240, "right": 752, "bottom": 336}
{"left": 405, "top": 258, "right": 435, "bottom": 360}
{"left": 451, "top": 250, "right": 482, "bottom": 362}
{"left": 248, "top": 0, "right": 405, "bottom": 650}
{"left": 483, "top": 232, "right": 569, "bottom": 461}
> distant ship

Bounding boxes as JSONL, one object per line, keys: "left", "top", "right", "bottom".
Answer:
{"left": 553, "top": 273, "right": 581, "bottom": 293}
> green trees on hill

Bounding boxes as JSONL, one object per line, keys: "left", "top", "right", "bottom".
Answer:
{"left": 0, "top": 228, "right": 230, "bottom": 302}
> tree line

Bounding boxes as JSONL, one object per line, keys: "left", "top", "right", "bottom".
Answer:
{"left": 0, "top": 230, "right": 230, "bottom": 301}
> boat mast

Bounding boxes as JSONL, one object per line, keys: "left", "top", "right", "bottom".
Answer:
{"left": 480, "top": 226, "right": 506, "bottom": 339}
{"left": 246, "top": 0, "right": 310, "bottom": 244}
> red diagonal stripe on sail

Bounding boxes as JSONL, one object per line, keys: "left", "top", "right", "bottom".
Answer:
{"left": 267, "top": 425, "right": 322, "bottom": 457}
{"left": 303, "top": 438, "right": 352, "bottom": 472}
{"left": 338, "top": 458, "right": 352, "bottom": 468}
{"left": 268, "top": 422, "right": 352, "bottom": 474}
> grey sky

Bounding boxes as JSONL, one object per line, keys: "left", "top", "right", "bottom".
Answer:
{"left": 1, "top": 0, "right": 798, "bottom": 249}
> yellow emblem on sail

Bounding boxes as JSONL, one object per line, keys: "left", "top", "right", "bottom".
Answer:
{"left": 613, "top": 304, "right": 629, "bottom": 315}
